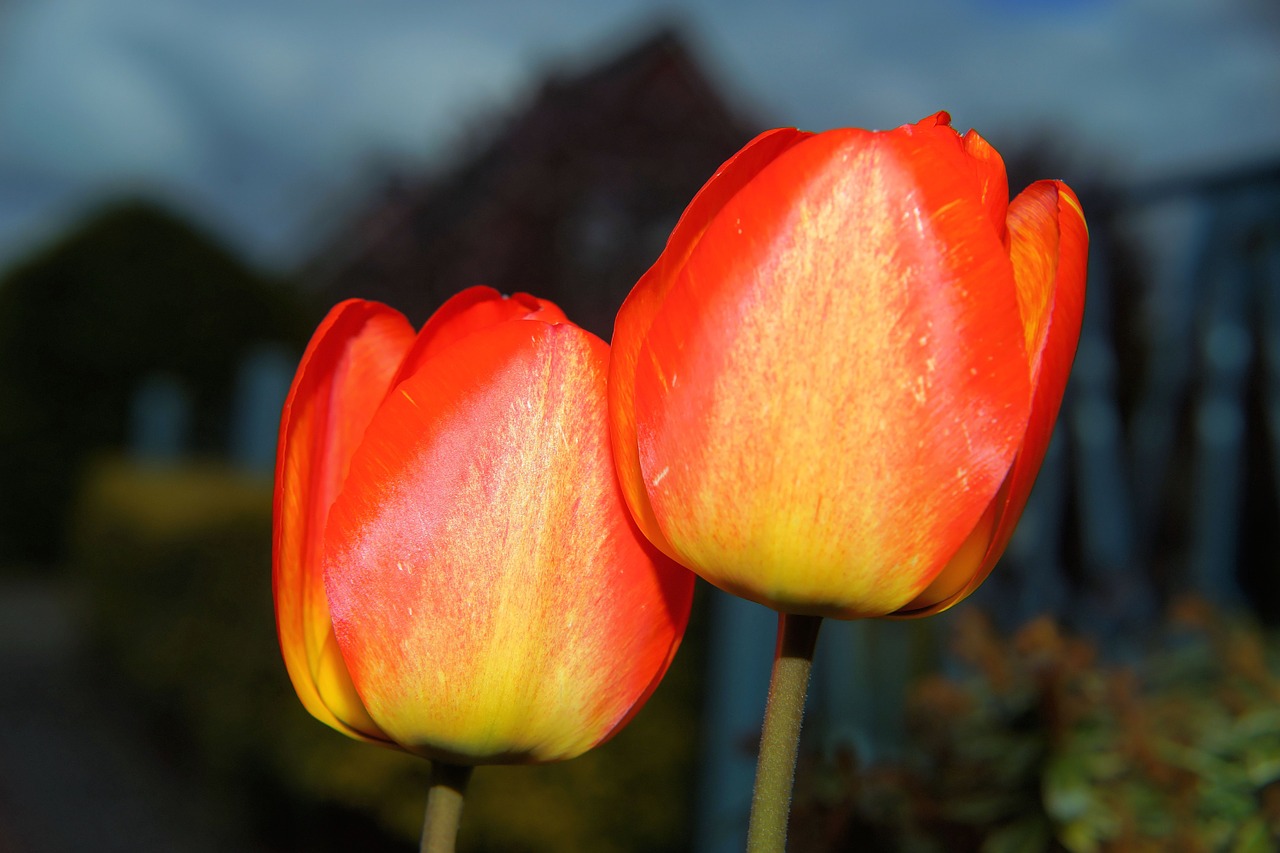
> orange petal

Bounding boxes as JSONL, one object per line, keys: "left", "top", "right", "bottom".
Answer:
{"left": 903, "top": 114, "right": 1009, "bottom": 240}
{"left": 961, "top": 129, "right": 1010, "bottom": 241}
{"left": 324, "top": 321, "right": 693, "bottom": 763}
{"left": 609, "top": 128, "right": 811, "bottom": 560}
{"left": 898, "top": 180, "right": 1087, "bottom": 615}
{"left": 895, "top": 474, "right": 1008, "bottom": 614}
{"left": 390, "top": 286, "right": 569, "bottom": 389}
{"left": 985, "top": 182, "right": 1088, "bottom": 570}
{"left": 273, "top": 299, "right": 413, "bottom": 743}
{"left": 632, "top": 125, "right": 1032, "bottom": 617}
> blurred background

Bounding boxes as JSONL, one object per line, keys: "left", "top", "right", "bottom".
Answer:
{"left": 1, "top": 0, "right": 1278, "bottom": 851}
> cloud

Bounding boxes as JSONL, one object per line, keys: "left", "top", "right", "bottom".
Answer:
{"left": 0, "top": 0, "right": 540, "bottom": 265}
{"left": 0, "top": 0, "right": 1276, "bottom": 271}
{"left": 0, "top": 0, "right": 208, "bottom": 184}
{"left": 690, "top": 0, "right": 1280, "bottom": 176}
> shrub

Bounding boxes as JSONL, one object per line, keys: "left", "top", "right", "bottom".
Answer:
{"left": 792, "top": 603, "right": 1280, "bottom": 852}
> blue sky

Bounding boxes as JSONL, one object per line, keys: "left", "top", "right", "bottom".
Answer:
{"left": 1, "top": 0, "right": 1277, "bottom": 272}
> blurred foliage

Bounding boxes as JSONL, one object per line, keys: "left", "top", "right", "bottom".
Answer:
{"left": 792, "top": 604, "right": 1280, "bottom": 852}
{"left": 61, "top": 454, "right": 1280, "bottom": 851}
{"left": 68, "top": 456, "right": 701, "bottom": 851}
{"left": 0, "top": 200, "right": 313, "bottom": 565}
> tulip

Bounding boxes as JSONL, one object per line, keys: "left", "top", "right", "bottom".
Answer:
{"left": 609, "top": 111, "right": 1086, "bottom": 619}
{"left": 273, "top": 287, "right": 693, "bottom": 784}
{"left": 607, "top": 111, "right": 1086, "bottom": 852}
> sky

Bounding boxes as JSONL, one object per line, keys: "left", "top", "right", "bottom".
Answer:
{"left": 1, "top": 0, "right": 1277, "bottom": 273}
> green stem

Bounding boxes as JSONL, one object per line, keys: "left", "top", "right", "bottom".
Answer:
{"left": 420, "top": 762, "right": 473, "bottom": 853}
{"left": 746, "top": 612, "right": 823, "bottom": 853}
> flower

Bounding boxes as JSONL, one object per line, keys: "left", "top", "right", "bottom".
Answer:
{"left": 273, "top": 286, "right": 693, "bottom": 764}
{"left": 608, "top": 111, "right": 1086, "bottom": 619}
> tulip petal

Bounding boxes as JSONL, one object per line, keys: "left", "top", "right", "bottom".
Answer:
{"left": 610, "top": 128, "right": 811, "bottom": 559}
{"left": 390, "top": 286, "right": 569, "bottom": 389}
{"left": 904, "top": 115, "right": 1009, "bottom": 241}
{"left": 898, "top": 180, "right": 1087, "bottom": 615}
{"left": 632, "top": 126, "right": 1033, "bottom": 617}
{"left": 325, "top": 320, "right": 692, "bottom": 763}
{"left": 273, "top": 299, "right": 413, "bottom": 743}
{"left": 896, "top": 484, "right": 1004, "bottom": 612}
{"left": 961, "top": 129, "right": 1010, "bottom": 241}
{"left": 984, "top": 182, "right": 1088, "bottom": 573}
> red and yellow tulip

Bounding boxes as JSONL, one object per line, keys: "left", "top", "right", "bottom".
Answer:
{"left": 273, "top": 286, "right": 693, "bottom": 764}
{"left": 609, "top": 112, "right": 1087, "bottom": 619}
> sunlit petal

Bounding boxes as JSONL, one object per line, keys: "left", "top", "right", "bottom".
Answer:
{"left": 630, "top": 125, "right": 1031, "bottom": 617}
{"left": 609, "top": 127, "right": 811, "bottom": 560}
{"left": 273, "top": 299, "right": 413, "bottom": 742}
{"left": 325, "top": 321, "right": 692, "bottom": 763}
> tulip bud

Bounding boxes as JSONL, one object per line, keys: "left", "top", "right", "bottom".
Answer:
{"left": 608, "top": 112, "right": 1087, "bottom": 619}
{"left": 274, "top": 287, "right": 693, "bottom": 763}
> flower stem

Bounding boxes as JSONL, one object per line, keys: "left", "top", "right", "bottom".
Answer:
{"left": 420, "top": 762, "right": 473, "bottom": 853}
{"left": 746, "top": 612, "right": 823, "bottom": 853}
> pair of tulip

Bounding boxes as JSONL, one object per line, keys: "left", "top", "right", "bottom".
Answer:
{"left": 274, "top": 112, "right": 1085, "bottom": 780}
